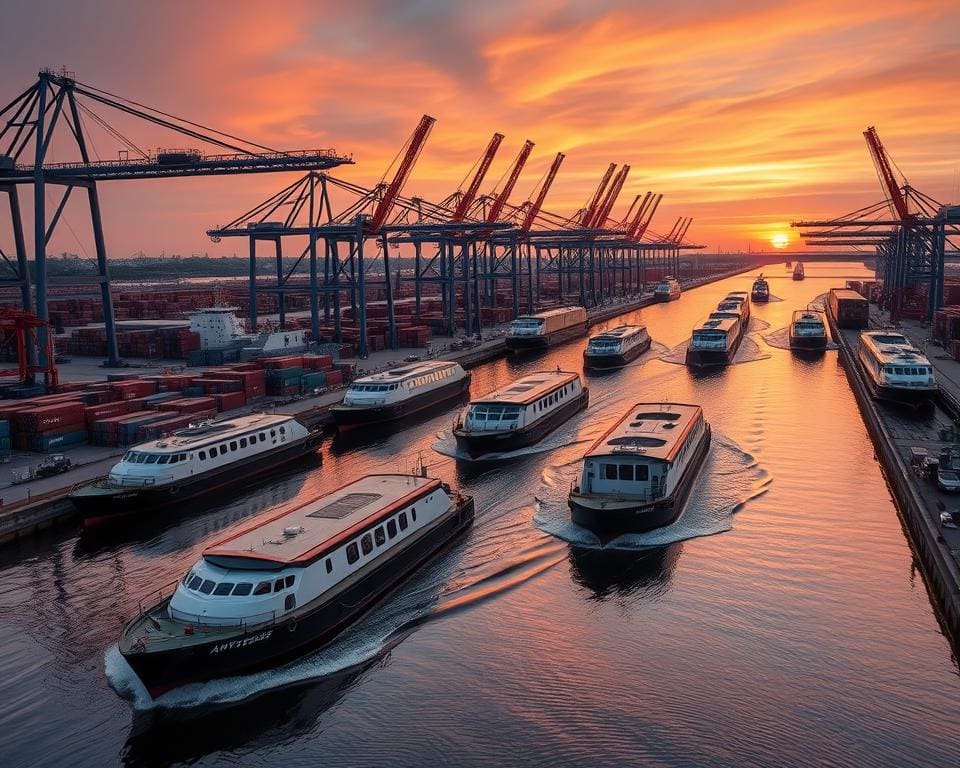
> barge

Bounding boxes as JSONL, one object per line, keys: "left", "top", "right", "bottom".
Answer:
{"left": 789, "top": 310, "right": 829, "bottom": 351}
{"left": 857, "top": 330, "right": 937, "bottom": 407}
{"left": 505, "top": 306, "right": 588, "bottom": 351}
{"left": 750, "top": 275, "right": 770, "bottom": 303}
{"left": 653, "top": 276, "right": 681, "bottom": 302}
{"left": 583, "top": 325, "right": 651, "bottom": 369}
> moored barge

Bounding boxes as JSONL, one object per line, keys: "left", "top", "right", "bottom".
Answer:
{"left": 505, "top": 306, "right": 588, "bottom": 351}
{"left": 653, "top": 276, "right": 682, "bottom": 302}
{"left": 857, "top": 330, "right": 937, "bottom": 406}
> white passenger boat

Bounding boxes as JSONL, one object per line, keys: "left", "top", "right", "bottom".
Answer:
{"left": 568, "top": 403, "right": 711, "bottom": 534}
{"left": 505, "top": 306, "right": 588, "bottom": 351}
{"left": 653, "top": 276, "right": 682, "bottom": 302}
{"left": 453, "top": 370, "right": 589, "bottom": 459}
{"left": 69, "top": 413, "right": 322, "bottom": 525}
{"left": 685, "top": 315, "right": 743, "bottom": 368}
{"left": 331, "top": 361, "right": 470, "bottom": 431}
{"left": 119, "top": 473, "right": 474, "bottom": 697}
{"left": 857, "top": 330, "right": 937, "bottom": 406}
{"left": 789, "top": 310, "right": 828, "bottom": 351}
{"left": 583, "top": 325, "right": 652, "bottom": 369}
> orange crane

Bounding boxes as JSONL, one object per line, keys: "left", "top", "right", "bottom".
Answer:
{"left": 520, "top": 152, "right": 565, "bottom": 232}
{"left": 0, "top": 309, "right": 58, "bottom": 388}
{"left": 367, "top": 114, "right": 435, "bottom": 232}
{"left": 580, "top": 164, "right": 616, "bottom": 227}
{"left": 630, "top": 193, "right": 662, "bottom": 240}
{"left": 451, "top": 133, "right": 504, "bottom": 222}
{"left": 591, "top": 165, "right": 630, "bottom": 229}
{"left": 864, "top": 126, "right": 911, "bottom": 222}
{"left": 485, "top": 140, "right": 535, "bottom": 224}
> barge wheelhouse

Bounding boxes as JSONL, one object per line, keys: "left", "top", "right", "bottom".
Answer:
{"left": 857, "top": 331, "right": 937, "bottom": 406}
{"left": 453, "top": 370, "right": 588, "bottom": 459}
{"left": 330, "top": 361, "right": 470, "bottom": 431}
{"left": 69, "top": 413, "right": 322, "bottom": 525}
{"left": 568, "top": 403, "right": 711, "bottom": 534}
{"left": 653, "top": 277, "right": 682, "bottom": 302}
{"left": 583, "top": 325, "right": 651, "bottom": 369}
{"left": 119, "top": 474, "right": 474, "bottom": 698}
{"left": 505, "top": 306, "right": 588, "bottom": 351}
{"left": 789, "top": 310, "right": 828, "bottom": 351}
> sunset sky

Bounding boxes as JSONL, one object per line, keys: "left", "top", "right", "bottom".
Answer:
{"left": 1, "top": 0, "right": 958, "bottom": 257}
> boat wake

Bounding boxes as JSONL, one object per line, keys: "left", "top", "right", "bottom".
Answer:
{"left": 532, "top": 431, "right": 770, "bottom": 550}
{"left": 763, "top": 327, "right": 839, "bottom": 351}
{"left": 659, "top": 333, "right": 771, "bottom": 366}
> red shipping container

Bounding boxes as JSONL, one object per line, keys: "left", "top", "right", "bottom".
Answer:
{"left": 84, "top": 402, "right": 130, "bottom": 423}
{"left": 259, "top": 355, "right": 303, "bottom": 369}
{"left": 212, "top": 391, "right": 247, "bottom": 411}
{"left": 158, "top": 397, "right": 218, "bottom": 414}
{"left": 14, "top": 402, "right": 86, "bottom": 431}
{"left": 324, "top": 369, "right": 344, "bottom": 387}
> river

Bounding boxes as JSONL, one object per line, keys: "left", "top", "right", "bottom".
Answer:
{"left": 1, "top": 263, "right": 958, "bottom": 767}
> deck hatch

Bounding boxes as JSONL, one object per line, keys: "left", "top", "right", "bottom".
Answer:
{"left": 307, "top": 493, "right": 382, "bottom": 519}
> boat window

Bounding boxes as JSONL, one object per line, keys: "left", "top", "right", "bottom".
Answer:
{"left": 285, "top": 595, "right": 296, "bottom": 611}
{"left": 199, "top": 579, "right": 215, "bottom": 595}
{"left": 325, "top": 558, "right": 333, "bottom": 574}
{"left": 399, "top": 512, "right": 408, "bottom": 530}
{"left": 188, "top": 575, "right": 203, "bottom": 590}
{"left": 253, "top": 581, "right": 272, "bottom": 595}
{"left": 411, "top": 507, "right": 417, "bottom": 522}
{"left": 347, "top": 543, "right": 360, "bottom": 564}
{"left": 146, "top": 454, "right": 159, "bottom": 464}
{"left": 179, "top": 454, "right": 187, "bottom": 462}
{"left": 387, "top": 519, "right": 397, "bottom": 539}
{"left": 232, "top": 583, "right": 253, "bottom": 596}
{"left": 636, "top": 465, "right": 649, "bottom": 481}
{"left": 230, "top": 441, "right": 238, "bottom": 451}
{"left": 618, "top": 464, "right": 634, "bottom": 481}
{"left": 213, "top": 582, "right": 233, "bottom": 596}
{"left": 274, "top": 579, "right": 285, "bottom": 592}
{"left": 375, "top": 526, "right": 385, "bottom": 546}
{"left": 604, "top": 464, "right": 617, "bottom": 480}
{"left": 361, "top": 534, "right": 373, "bottom": 555}
{"left": 270, "top": 429, "right": 276, "bottom": 438}
{"left": 280, "top": 427, "right": 286, "bottom": 435}
{"left": 285, "top": 575, "right": 295, "bottom": 588}
{"left": 158, "top": 455, "right": 169, "bottom": 464}
{"left": 123, "top": 452, "right": 132, "bottom": 461}
{"left": 182, "top": 570, "right": 193, "bottom": 585}
{"left": 260, "top": 433, "right": 266, "bottom": 442}
{"left": 240, "top": 438, "right": 247, "bottom": 448}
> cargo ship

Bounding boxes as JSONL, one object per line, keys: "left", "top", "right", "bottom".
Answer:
{"left": 330, "top": 361, "right": 470, "bottom": 432}
{"left": 857, "top": 331, "right": 937, "bottom": 406}
{"left": 568, "top": 403, "right": 711, "bottom": 534}
{"left": 69, "top": 413, "right": 322, "bottom": 525}
{"left": 505, "top": 306, "right": 588, "bottom": 351}
{"left": 653, "top": 276, "right": 682, "bottom": 302}
{"left": 789, "top": 310, "right": 828, "bottom": 351}
{"left": 827, "top": 288, "right": 869, "bottom": 329}
{"left": 118, "top": 474, "right": 474, "bottom": 698}
{"left": 452, "top": 371, "right": 588, "bottom": 459}
{"left": 750, "top": 275, "right": 770, "bottom": 303}
{"left": 583, "top": 325, "right": 651, "bottom": 369}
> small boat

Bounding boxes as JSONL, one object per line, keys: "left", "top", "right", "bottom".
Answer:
{"left": 789, "top": 310, "right": 828, "bottom": 351}
{"left": 653, "top": 276, "right": 682, "bottom": 302}
{"left": 793, "top": 262, "right": 805, "bottom": 280}
{"left": 568, "top": 403, "right": 711, "bottom": 534}
{"left": 685, "top": 315, "right": 742, "bottom": 369}
{"left": 583, "top": 325, "right": 651, "bottom": 369}
{"left": 118, "top": 473, "right": 474, "bottom": 698}
{"left": 453, "top": 370, "right": 588, "bottom": 459}
{"left": 69, "top": 413, "right": 322, "bottom": 525}
{"left": 505, "top": 306, "right": 588, "bottom": 351}
{"left": 857, "top": 331, "right": 937, "bottom": 406}
{"left": 750, "top": 275, "right": 770, "bottom": 303}
{"left": 330, "top": 361, "right": 470, "bottom": 432}
{"left": 785, "top": 261, "right": 792, "bottom": 269}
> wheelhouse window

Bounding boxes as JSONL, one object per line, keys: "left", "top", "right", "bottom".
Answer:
{"left": 361, "top": 533, "right": 373, "bottom": 555}
{"left": 232, "top": 583, "right": 253, "bottom": 596}
{"left": 618, "top": 464, "right": 634, "bottom": 481}
{"left": 285, "top": 575, "right": 295, "bottom": 588}
{"left": 146, "top": 454, "right": 159, "bottom": 464}
{"left": 635, "top": 465, "right": 649, "bottom": 481}
{"left": 274, "top": 579, "right": 285, "bottom": 592}
{"left": 603, "top": 464, "right": 618, "bottom": 480}
{"left": 213, "top": 582, "right": 234, "bottom": 596}
{"left": 198, "top": 579, "right": 215, "bottom": 594}
{"left": 188, "top": 575, "right": 203, "bottom": 590}
{"left": 387, "top": 519, "right": 397, "bottom": 539}
{"left": 347, "top": 543, "right": 359, "bottom": 564}
{"left": 399, "top": 512, "right": 408, "bottom": 530}
{"left": 375, "top": 526, "right": 385, "bottom": 546}
{"left": 253, "top": 581, "right": 272, "bottom": 596}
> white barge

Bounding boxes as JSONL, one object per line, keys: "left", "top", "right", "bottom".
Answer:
{"left": 857, "top": 330, "right": 937, "bottom": 406}
{"left": 653, "top": 276, "right": 681, "bottom": 302}
{"left": 789, "top": 310, "right": 828, "bottom": 351}
{"left": 505, "top": 306, "right": 588, "bottom": 351}
{"left": 583, "top": 325, "right": 651, "bottom": 370}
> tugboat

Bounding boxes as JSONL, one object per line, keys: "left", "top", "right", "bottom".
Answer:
{"left": 857, "top": 331, "right": 937, "bottom": 406}
{"left": 583, "top": 325, "right": 651, "bottom": 370}
{"left": 653, "top": 276, "right": 682, "bottom": 302}
{"left": 453, "top": 370, "right": 588, "bottom": 459}
{"left": 789, "top": 310, "right": 828, "bottom": 351}
{"left": 118, "top": 473, "right": 474, "bottom": 698}
{"left": 330, "top": 361, "right": 470, "bottom": 432}
{"left": 505, "top": 306, "right": 588, "bottom": 351}
{"left": 793, "top": 262, "right": 805, "bottom": 281}
{"left": 69, "top": 413, "right": 322, "bottom": 525}
{"left": 750, "top": 275, "right": 770, "bottom": 303}
{"left": 568, "top": 403, "right": 711, "bottom": 534}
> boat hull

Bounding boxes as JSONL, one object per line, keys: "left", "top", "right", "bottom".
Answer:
{"left": 569, "top": 424, "right": 711, "bottom": 535}
{"left": 331, "top": 375, "right": 470, "bottom": 431}
{"left": 583, "top": 338, "right": 651, "bottom": 370}
{"left": 751, "top": 292, "right": 769, "bottom": 303}
{"left": 120, "top": 497, "right": 475, "bottom": 698}
{"left": 654, "top": 291, "right": 680, "bottom": 303}
{"left": 453, "top": 389, "right": 589, "bottom": 459}
{"left": 867, "top": 379, "right": 936, "bottom": 407}
{"left": 505, "top": 323, "right": 588, "bottom": 351}
{"left": 70, "top": 434, "right": 323, "bottom": 525}
{"left": 789, "top": 333, "right": 828, "bottom": 351}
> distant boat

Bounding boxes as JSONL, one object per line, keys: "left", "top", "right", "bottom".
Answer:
{"left": 653, "top": 276, "right": 682, "bottom": 302}
{"left": 785, "top": 261, "right": 792, "bottom": 269}
{"left": 751, "top": 275, "right": 770, "bottom": 303}
{"left": 793, "top": 262, "right": 805, "bottom": 281}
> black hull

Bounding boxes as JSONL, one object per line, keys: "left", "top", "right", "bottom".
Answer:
{"left": 331, "top": 375, "right": 470, "bottom": 431}
{"left": 505, "top": 323, "right": 588, "bottom": 351}
{"left": 121, "top": 498, "right": 475, "bottom": 698}
{"left": 685, "top": 329, "right": 743, "bottom": 369}
{"left": 751, "top": 293, "right": 769, "bottom": 303}
{"left": 867, "top": 378, "right": 936, "bottom": 407}
{"left": 453, "top": 390, "right": 589, "bottom": 459}
{"left": 790, "top": 334, "right": 828, "bottom": 351}
{"left": 654, "top": 293, "right": 680, "bottom": 303}
{"left": 569, "top": 425, "right": 711, "bottom": 535}
{"left": 70, "top": 435, "right": 322, "bottom": 525}
{"left": 583, "top": 338, "right": 651, "bottom": 370}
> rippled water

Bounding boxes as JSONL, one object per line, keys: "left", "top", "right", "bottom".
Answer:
{"left": 1, "top": 263, "right": 958, "bottom": 767}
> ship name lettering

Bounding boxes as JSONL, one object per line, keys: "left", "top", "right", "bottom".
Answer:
{"left": 209, "top": 630, "right": 273, "bottom": 655}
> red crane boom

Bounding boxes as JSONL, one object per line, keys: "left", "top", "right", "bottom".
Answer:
{"left": 625, "top": 192, "right": 653, "bottom": 238}
{"left": 592, "top": 165, "right": 630, "bottom": 229}
{"left": 485, "top": 140, "right": 534, "bottom": 224}
{"left": 581, "top": 163, "right": 616, "bottom": 227}
{"left": 368, "top": 114, "right": 435, "bottom": 232}
{"left": 634, "top": 193, "right": 662, "bottom": 240}
{"left": 451, "top": 132, "right": 504, "bottom": 222}
{"left": 863, "top": 126, "right": 910, "bottom": 221}
{"left": 520, "top": 152, "right": 565, "bottom": 233}
{"left": 676, "top": 217, "right": 693, "bottom": 243}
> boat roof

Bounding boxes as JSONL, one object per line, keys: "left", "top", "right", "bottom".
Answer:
{"left": 792, "top": 310, "right": 824, "bottom": 323}
{"left": 203, "top": 475, "right": 442, "bottom": 567}
{"left": 693, "top": 316, "right": 739, "bottom": 332}
{"left": 471, "top": 370, "right": 580, "bottom": 406}
{"left": 585, "top": 402, "right": 702, "bottom": 463}
{"left": 137, "top": 412, "right": 294, "bottom": 453}
{"left": 656, "top": 276, "right": 678, "bottom": 283}
{"left": 516, "top": 306, "right": 584, "bottom": 321}
{"left": 590, "top": 324, "right": 646, "bottom": 340}
{"left": 830, "top": 288, "right": 866, "bottom": 300}
{"left": 725, "top": 292, "right": 749, "bottom": 301}
{"left": 860, "top": 331, "right": 931, "bottom": 364}
{"left": 353, "top": 360, "right": 461, "bottom": 385}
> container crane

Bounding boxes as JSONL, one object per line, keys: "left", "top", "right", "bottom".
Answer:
{"left": 632, "top": 193, "right": 662, "bottom": 240}
{"left": 591, "top": 165, "right": 630, "bottom": 229}
{"left": 864, "top": 126, "right": 911, "bottom": 222}
{"left": 520, "top": 153, "right": 565, "bottom": 233}
{"left": 485, "top": 140, "right": 534, "bottom": 224}
{"left": 367, "top": 114, "right": 435, "bottom": 233}
{"left": 580, "top": 164, "right": 616, "bottom": 227}
{"left": 450, "top": 133, "right": 504, "bottom": 222}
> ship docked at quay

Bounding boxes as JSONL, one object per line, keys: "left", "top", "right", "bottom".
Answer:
{"left": 119, "top": 474, "right": 474, "bottom": 697}
{"left": 653, "top": 276, "right": 682, "bottom": 302}
{"left": 505, "top": 306, "right": 588, "bottom": 351}
{"left": 857, "top": 330, "right": 938, "bottom": 406}
{"left": 69, "top": 413, "right": 322, "bottom": 525}
{"left": 789, "top": 310, "right": 829, "bottom": 351}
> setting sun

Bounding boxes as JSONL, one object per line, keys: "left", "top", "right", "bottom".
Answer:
{"left": 770, "top": 233, "right": 790, "bottom": 249}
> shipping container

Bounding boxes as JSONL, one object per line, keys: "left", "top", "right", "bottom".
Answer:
{"left": 827, "top": 288, "right": 869, "bottom": 329}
